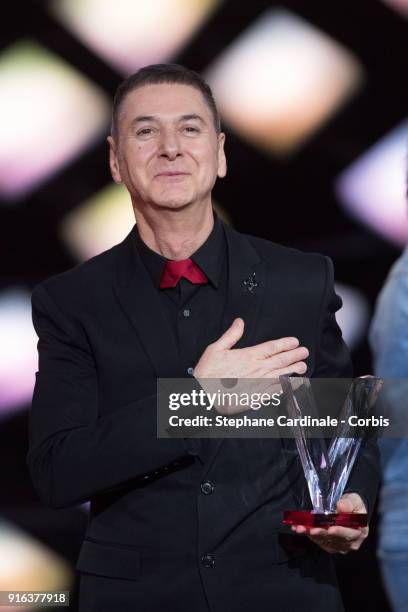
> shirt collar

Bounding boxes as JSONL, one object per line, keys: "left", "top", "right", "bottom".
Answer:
{"left": 134, "top": 209, "right": 225, "bottom": 289}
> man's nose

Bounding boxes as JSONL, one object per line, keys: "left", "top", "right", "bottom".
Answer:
{"left": 158, "top": 129, "right": 182, "bottom": 160}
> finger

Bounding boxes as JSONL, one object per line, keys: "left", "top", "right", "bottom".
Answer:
{"left": 308, "top": 527, "right": 330, "bottom": 537}
{"left": 309, "top": 527, "right": 355, "bottom": 543}
{"left": 337, "top": 493, "right": 366, "bottom": 514}
{"left": 327, "top": 526, "right": 367, "bottom": 541}
{"left": 291, "top": 525, "right": 307, "bottom": 534}
{"left": 250, "top": 337, "right": 300, "bottom": 358}
{"left": 215, "top": 318, "right": 245, "bottom": 350}
{"left": 297, "top": 528, "right": 353, "bottom": 554}
{"left": 263, "top": 346, "right": 309, "bottom": 370}
{"left": 336, "top": 498, "right": 354, "bottom": 513}
{"left": 292, "top": 526, "right": 343, "bottom": 553}
{"left": 307, "top": 525, "right": 361, "bottom": 545}
{"left": 265, "top": 361, "right": 308, "bottom": 378}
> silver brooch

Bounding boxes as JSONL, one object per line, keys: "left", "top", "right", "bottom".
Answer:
{"left": 242, "top": 272, "right": 258, "bottom": 293}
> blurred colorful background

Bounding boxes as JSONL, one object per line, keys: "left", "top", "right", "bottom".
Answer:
{"left": 1, "top": 0, "right": 407, "bottom": 609}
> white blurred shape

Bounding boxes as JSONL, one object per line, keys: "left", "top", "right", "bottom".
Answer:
{"left": 51, "top": 0, "right": 220, "bottom": 74}
{"left": 0, "top": 41, "right": 110, "bottom": 201}
{"left": 336, "top": 119, "right": 408, "bottom": 247}
{"left": 60, "top": 182, "right": 231, "bottom": 261}
{"left": 0, "top": 518, "right": 72, "bottom": 596}
{"left": 0, "top": 289, "right": 38, "bottom": 415}
{"left": 205, "top": 8, "right": 363, "bottom": 156}
{"left": 60, "top": 183, "right": 135, "bottom": 261}
{"left": 335, "top": 282, "right": 370, "bottom": 350}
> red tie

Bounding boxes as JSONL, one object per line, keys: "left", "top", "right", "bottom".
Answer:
{"left": 160, "top": 258, "right": 208, "bottom": 288}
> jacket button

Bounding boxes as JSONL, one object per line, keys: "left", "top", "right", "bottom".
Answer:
{"left": 200, "top": 480, "right": 215, "bottom": 495}
{"left": 201, "top": 554, "right": 215, "bottom": 568}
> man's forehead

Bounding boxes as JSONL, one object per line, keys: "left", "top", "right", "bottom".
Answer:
{"left": 118, "top": 83, "right": 212, "bottom": 121}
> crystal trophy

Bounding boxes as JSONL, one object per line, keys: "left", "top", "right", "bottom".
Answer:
{"left": 280, "top": 375, "right": 383, "bottom": 528}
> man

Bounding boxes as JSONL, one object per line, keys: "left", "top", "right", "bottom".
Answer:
{"left": 28, "top": 64, "right": 379, "bottom": 611}
{"left": 370, "top": 242, "right": 408, "bottom": 612}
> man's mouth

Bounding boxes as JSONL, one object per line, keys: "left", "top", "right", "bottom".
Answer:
{"left": 154, "top": 172, "right": 190, "bottom": 182}
{"left": 155, "top": 172, "right": 189, "bottom": 177}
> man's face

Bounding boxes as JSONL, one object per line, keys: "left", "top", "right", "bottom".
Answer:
{"left": 108, "top": 83, "right": 226, "bottom": 211}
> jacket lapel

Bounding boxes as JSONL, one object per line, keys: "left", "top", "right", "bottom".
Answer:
{"left": 113, "top": 225, "right": 180, "bottom": 378}
{"left": 222, "top": 222, "right": 266, "bottom": 348}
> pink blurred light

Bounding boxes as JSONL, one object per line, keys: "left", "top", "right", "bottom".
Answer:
{"left": 336, "top": 120, "right": 408, "bottom": 247}
{"left": 0, "top": 289, "right": 38, "bottom": 416}
{"left": 205, "top": 8, "right": 363, "bottom": 156}
{"left": 0, "top": 41, "right": 110, "bottom": 201}
{"left": 383, "top": 0, "right": 408, "bottom": 18}
{"left": 335, "top": 283, "right": 370, "bottom": 350}
{"left": 51, "top": 0, "right": 221, "bottom": 74}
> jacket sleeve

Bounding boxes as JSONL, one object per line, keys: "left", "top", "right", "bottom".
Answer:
{"left": 314, "top": 257, "right": 380, "bottom": 520}
{"left": 27, "top": 283, "right": 192, "bottom": 510}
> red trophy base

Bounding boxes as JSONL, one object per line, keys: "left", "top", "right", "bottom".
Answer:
{"left": 283, "top": 510, "right": 368, "bottom": 529}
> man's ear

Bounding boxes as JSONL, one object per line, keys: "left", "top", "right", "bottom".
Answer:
{"left": 217, "top": 132, "right": 227, "bottom": 179}
{"left": 107, "top": 135, "right": 122, "bottom": 184}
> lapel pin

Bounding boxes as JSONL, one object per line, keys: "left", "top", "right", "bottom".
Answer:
{"left": 241, "top": 272, "right": 258, "bottom": 293}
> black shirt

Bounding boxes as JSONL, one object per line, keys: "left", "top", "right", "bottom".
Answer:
{"left": 134, "top": 211, "right": 228, "bottom": 378}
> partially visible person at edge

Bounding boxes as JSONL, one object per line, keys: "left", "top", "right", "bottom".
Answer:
{"left": 370, "top": 182, "right": 408, "bottom": 612}
{"left": 27, "top": 63, "right": 380, "bottom": 612}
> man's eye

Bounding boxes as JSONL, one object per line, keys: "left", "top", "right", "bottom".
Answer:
{"left": 184, "top": 126, "right": 199, "bottom": 133}
{"left": 137, "top": 128, "right": 153, "bottom": 136}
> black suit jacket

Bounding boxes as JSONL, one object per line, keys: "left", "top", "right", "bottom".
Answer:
{"left": 27, "top": 221, "right": 380, "bottom": 612}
